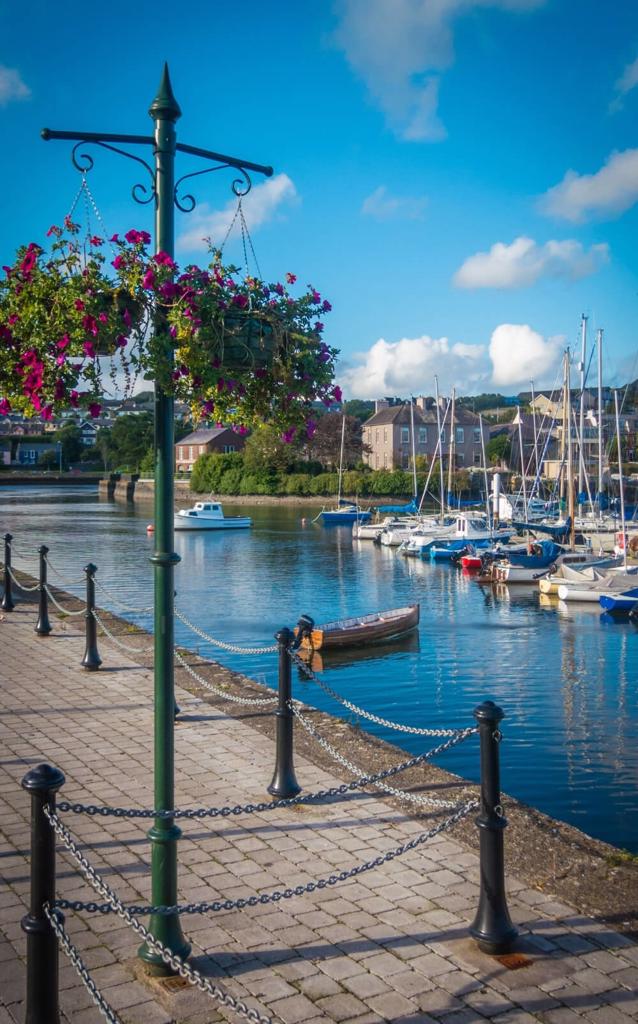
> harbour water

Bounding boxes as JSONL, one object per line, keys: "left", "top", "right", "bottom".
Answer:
{"left": 2, "top": 484, "right": 637, "bottom": 853}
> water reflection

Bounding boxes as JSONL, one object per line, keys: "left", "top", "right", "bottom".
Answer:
{"left": 1, "top": 485, "right": 637, "bottom": 852}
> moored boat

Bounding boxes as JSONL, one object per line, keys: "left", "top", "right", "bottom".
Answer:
{"left": 295, "top": 604, "right": 419, "bottom": 651}
{"left": 174, "top": 501, "right": 252, "bottom": 531}
{"left": 599, "top": 587, "right": 638, "bottom": 613}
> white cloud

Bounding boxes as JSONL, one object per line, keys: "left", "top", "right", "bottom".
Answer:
{"left": 0, "top": 65, "right": 30, "bottom": 106}
{"left": 339, "top": 334, "right": 488, "bottom": 398}
{"left": 177, "top": 174, "right": 297, "bottom": 252}
{"left": 489, "top": 324, "right": 563, "bottom": 386}
{"left": 361, "top": 185, "right": 427, "bottom": 220}
{"left": 539, "top": 149, "right": 638, "bottom": 223}
{"left": 453, "top": 236, "right": 609, "bottom": 289}
{"left": 332, "top": 0, "right": 545, "bottom": 141}
{"left": 610, "top": 55, "right": 638, "bottom": 112}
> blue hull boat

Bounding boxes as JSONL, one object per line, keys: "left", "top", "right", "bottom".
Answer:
{"left": 599, "top": 587, "right": 638, "bottom": 613}
{"left": 320, "top": 505, "right": 371, "bottom": 525}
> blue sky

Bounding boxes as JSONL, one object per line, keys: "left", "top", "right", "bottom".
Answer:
{"left": 1, "top": 0, "right": 637, "bottom": 399}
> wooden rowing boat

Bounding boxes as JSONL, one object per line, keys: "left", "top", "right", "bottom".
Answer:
{"left": 296, "top": 604, "right": 419, "bottom": 651}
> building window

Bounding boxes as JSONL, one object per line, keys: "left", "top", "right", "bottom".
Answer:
{"left": 384, "top": 452, "right": 388, "bottom": 468}
{"left": 222, "top": 445, "right": 236, "bottom": 453}
{"left": 419, "top": 427, "right": 427, "bottom": 444}
{"left": 189, "top": 446, "right": 194, "bottom": 462}
{"left": 199, "top": 445, "right": 205, "bottom": 455}
{"left": 401, "top": 426, "right": 409, "bottom": 444}
{"left": 375, "top": 454, "right": 379, "bottom": 468}
{"left": 376, "top": 429, "right": 379, "bottom": 443}
{"left": 456, "top": 427, "right": 464, "bottom": 444}
{"left": 473, "top": 453, "right": 481, "bottom": 466}
{"left": 179, "top": 447, "right": 184, "bottom": 460}
{"left": 456, "top": 452, "right": 465, "bottom": 465}
{"left": 384, "top": 428, "right": 387, "bottom": 443}
{"left": 473, "top": 428, "right": 481, "bottom": 443}
{"left": 440, "top": 428, "right": 446, "bottom": 444}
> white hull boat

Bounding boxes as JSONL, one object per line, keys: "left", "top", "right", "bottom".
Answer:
{"left": 174, "top": 501, "right": 252, "bottom": 530}
{"left": 557, "top": 567, "right": 638, "bottom": 602}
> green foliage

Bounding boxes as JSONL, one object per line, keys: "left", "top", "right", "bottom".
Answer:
{"left": 243, "top": 423, "right": 302, "bottom": 474}
{"left": 190, "top": 451, "right": 244, "bottom": 493}
{"left": 37, "top": 450, "right": 59, "bottom": 470}
{"left": 486, "top": 434, "right": 512, "bottom": 465}
{"left": 53, "top": 423, "right": 82, "bottom": 468}
{"left": 139, "top": 447, "right": 155, "bottom": 477}
{"left": 109, "top": 412, "right": 154, "bottom": 471}
{"left": 343, "top": 399, "right": 375, "bottom": 423}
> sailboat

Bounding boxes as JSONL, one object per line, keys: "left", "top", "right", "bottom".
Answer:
{"left": 319, "top": 415, "right": 371, "bottom": 525}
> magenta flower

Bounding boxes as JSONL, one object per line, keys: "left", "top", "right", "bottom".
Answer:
{"left": 322, "top": 300, "right": 332, "bottom": 312}
{"left": 0, "top": 398, "right": 11, "bottom": 416}
{"left": 281, "top": 427, "right": 296, "bottom": 443}
{"left": 54, "top": 379, "right": 66, "bottom": 400}
{"left": 124, "top": 229, "right": 151, "bottom": 246}
{"left": 314, "top": 321, "right": 324, "bottom": 333}
{"left": 115, "top": 334, "right": 127, "bottom": 349}
{"left": 121, "top": 308, "right": 132, "bottom": 328}
{"left": 109, "top": 233, "right": 120, "bottom": 243}
{"left": 40, "top": 404, "right": 53, "bottom": 421}
{"left": 83, "top": 341, "right": 96, "bottom": 358}
{"left": 142, "top": 268, "right": 156, "bottom": 290}
{"left": 232, "top": 293, "right": 248, "bottom": 308}
{"left": 74, "top": 299, "right": 85, "bottom": 311}
{"left": 112, "top": 255, "right": 125, "bottom": 270}
{"left": 57, "top": 334, "right": 71, "bottom": 350}
{"left": 69, "top": 391, "right": 79, "bottom": 408}
{"left": 285, "top": 272, "right": 297, "bottom": 284}
{"left": 153, "top": 251, "right": 177, "bottom": 269}
{"left": 88, "top": 402, "right": 102, "bottom": 418}
{"left": 82, "top": 314, "right": 98, "bottom": 336}
{"left": 333, "top": 385, "right": 342, "bottom": 402}
{"left": 89, "top": 235, "right": 103, "bottom": 247}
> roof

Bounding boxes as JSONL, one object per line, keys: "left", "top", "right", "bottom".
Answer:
{"left": 177, "top": 428, "right": 232, "bottom": 445}
{"left": 363, "top": 405, "right": 427, "bottom": 427}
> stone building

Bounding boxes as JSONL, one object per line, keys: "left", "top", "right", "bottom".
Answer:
{"left": 362, "top": 399, "right": 488, "bottom": 471}
{"left": 174, "top": 427, "right": 245, "bottom": 474}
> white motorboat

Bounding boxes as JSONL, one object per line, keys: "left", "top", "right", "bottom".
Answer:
{"left": 174, "top": 501, "right": 252, "bottom": 531}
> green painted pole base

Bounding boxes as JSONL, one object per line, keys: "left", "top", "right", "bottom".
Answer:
{"left": 137, "top": 823, "right": 191, "bottom": 974}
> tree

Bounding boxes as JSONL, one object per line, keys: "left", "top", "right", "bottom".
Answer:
{"left": 343, "top": 399, "right": 374, "bottom": 424}
{"left": 243, "top": 424, "right": 301, "bottom": 475}
{"left": 53, "top": 423, "right": 82, "bottom": 468}
{"left": 109, "top": 412, "right": 154, "bottom": 471}
{"left": 486, "top": 434, "right": 511, "bottom": 466}
{"left": 307, "top": 413, "right": 369, "bottom": 469}
{"left": 37, "top": 449, "right": 60, "bottom": 471}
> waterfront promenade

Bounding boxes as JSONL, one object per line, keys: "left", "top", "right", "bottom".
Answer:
{"left": 2, "top": 604, "right": 638, "bottom": 1024}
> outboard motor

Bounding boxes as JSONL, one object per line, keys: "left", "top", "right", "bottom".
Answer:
{"left": 293, "top": 613, "right": 315, "bottom": 649}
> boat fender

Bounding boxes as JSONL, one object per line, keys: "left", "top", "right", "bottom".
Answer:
{"left": 301, "top": 517, "right": 307, "bottom": 526}
{"left": 146, "top": 524, "right": 154, "bottom": 534}
{"left": 293, "top": 613, "right": 315, "bottom": 649}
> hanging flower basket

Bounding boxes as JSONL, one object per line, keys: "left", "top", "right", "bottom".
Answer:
{"left": 0, "top": 227, "right": 339, "bottom": 438}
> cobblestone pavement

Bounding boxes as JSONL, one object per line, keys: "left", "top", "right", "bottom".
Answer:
{"left": 1, "top": 604, "right": 638, "bottom": 1024}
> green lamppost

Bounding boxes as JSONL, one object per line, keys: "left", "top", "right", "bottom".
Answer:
{"left": 42, "top": 65, "right": 272, "bottom": 972}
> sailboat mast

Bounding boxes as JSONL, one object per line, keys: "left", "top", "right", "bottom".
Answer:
{"left": 578, "top": 314, "right": 588, "bottom": 496}
{"left": 337, "top": 414, "right": 345, "bottom": 506}
{"left": 530, "top": 379, "right": 540, "bottom": 481}
{"left": 566, "top": 349, "right": 575, "bottom": 549}
{"left": 447, "top": 388, "right": 456, "bottom": 509}
{"left": 613, "top": 389, "right": 627, "bottom": 571}
{"left": 517, "top": 413, "right": 528, "bottom": 517}
{"left": 479, "top": 413, "right": 491, "bottom": 529}
{"left": 434, "top": 376, "right": 445, "bottom": 519}
{"left": 597, "top": 328, "right": 604, "bottom": 505}
{"left": 410, "top": 400, "right": 417, "bottom": 500}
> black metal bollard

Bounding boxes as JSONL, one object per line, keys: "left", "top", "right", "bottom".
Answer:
{"left": 268, "top": 627, "right": 301, "bottom": 799}
{"left": 35, "top": 546, "right": 51, "bottom": 636}
{"left": 21, "top": 763, "right": 66, "bottom": 1024}
{"left": 2, "top": 532, "right": 15, "bottom": 611}
{"left": 470, "top": 700, "right": 518, "bottom": 955}
{"left": 81, "top": 563, "right": 102, "bottom": 671}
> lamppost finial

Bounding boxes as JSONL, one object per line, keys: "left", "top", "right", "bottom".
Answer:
{"left": 149, "top": 63, "right": 182, "bottom": 122}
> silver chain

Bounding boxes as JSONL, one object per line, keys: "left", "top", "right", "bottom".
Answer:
{"left": 44, "top": 585, "right": 86, "bottom": 616}
{"left": 6, "top": 566, "right": 40, "bottom": 592}
{"left": 93, "top": 576, "right": 154, "bottom": 614}
{"left": 291, "top": 651, "right": 461, "bottom": 737}
{"left": 43, "top": 555, "right": 85, "bottom": 587}
{"left": 43, "top": 904, "right": 122, "bottom": 1024}
{"left": 57, "top": 728, "right": 476, "bottom": 821}
{"left": 292, "top": 702, "right": 474, "bottom": 810}
{"left": 175, "top": 609, "right": 278, "bottom": 655}
{"left": 43, "top": 808, "right": 274, "bottom": 1024}
{"left": 175, "top": 651, "right": 277, "bottom": 706}
{"left": 48, "top": 802, "right": 476, "bottom": 921}
{"left": 92, "top": 610, "right": 154, "bottom": 653}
